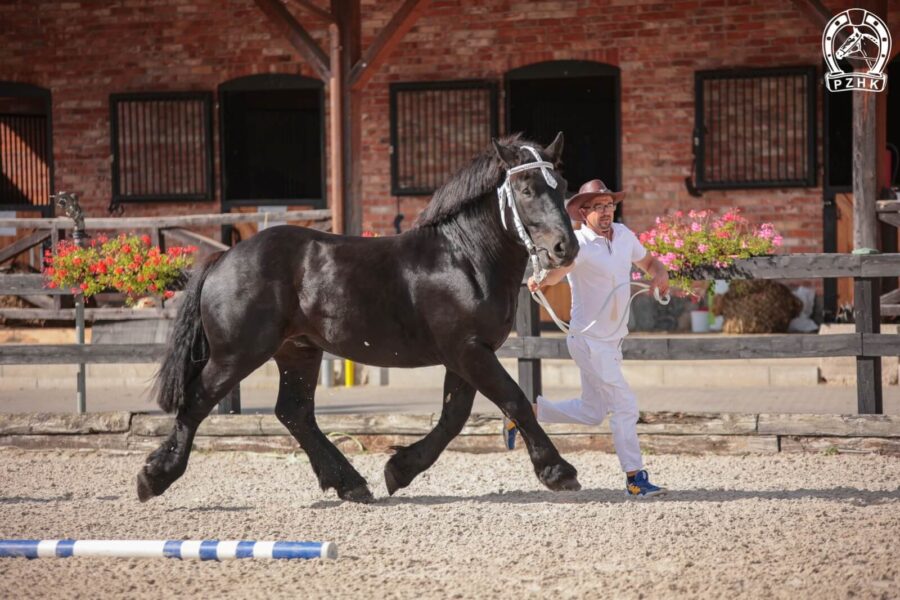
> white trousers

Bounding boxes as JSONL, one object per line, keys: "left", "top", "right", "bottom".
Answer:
{"left": 536, "top": 335, "right": 643, "bottom": 473}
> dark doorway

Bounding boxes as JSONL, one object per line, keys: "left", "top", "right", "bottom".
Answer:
{"left": 506, "top": 60, "right": 620, "bottom": 202}
{"left": 0, "top": 82, "right": 54, "bottom": 216}
{"left": 219, "top": 74, "right": 325, "bottom": 209}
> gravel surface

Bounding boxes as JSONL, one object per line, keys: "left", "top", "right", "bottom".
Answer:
{"left": 1, "top": 449, "right": 898, "bottom": 599}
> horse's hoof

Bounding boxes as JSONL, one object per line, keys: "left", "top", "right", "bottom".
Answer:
{"left": 340, "top": 484, "right": 375, "bottom": 504}
{"left": 136, "top": 470, "right": 158, "bottom": 503}
{"left": 539, "top": 463, "right": 581, "bottom": 492}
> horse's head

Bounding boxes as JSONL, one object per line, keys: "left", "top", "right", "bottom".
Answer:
{"left": 492, "top": 132, "right": 578, "bottom": 270}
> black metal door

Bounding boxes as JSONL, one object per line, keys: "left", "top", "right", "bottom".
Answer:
{"left": 506, "top": 61, "right": 620, "bottom": 198}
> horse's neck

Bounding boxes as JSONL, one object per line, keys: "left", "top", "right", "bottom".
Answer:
{"left": 439, "top": 195, "right": 529, "bottom": 292}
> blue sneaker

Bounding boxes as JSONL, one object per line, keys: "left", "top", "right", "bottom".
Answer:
{"left": 625, "top": 470, "right": 666, "bottom": 498}
{"left": 501, "top": 416, "right": 518, "bottom": 450}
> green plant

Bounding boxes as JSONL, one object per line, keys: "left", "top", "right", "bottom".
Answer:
{"left": 43, "top": 234, "right": 197, "bottom": 305}
{"left": 637, "top": 208, "right": 782, "bottom": 294}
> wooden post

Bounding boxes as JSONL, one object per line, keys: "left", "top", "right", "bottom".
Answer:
{"left": 854, "top": 277, "right": 883, "bottom": 414}
{"left": 328, "top": 23, "right": 344, "bottom": 234}
{"left": 333, "top": 0, "right": 362, "bottom": 236}
{"left": 515, "top": 285, "right": 541, "bottom": 404}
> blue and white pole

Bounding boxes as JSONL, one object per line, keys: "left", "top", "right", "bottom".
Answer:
{"left": 0, "top": 539, "right": 337, "bottom": 560}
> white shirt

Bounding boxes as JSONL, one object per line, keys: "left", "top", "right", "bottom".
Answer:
{"left": 566, "top": 222, "right": 647, "bottom": 342}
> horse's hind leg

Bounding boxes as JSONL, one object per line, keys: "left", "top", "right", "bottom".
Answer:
{"left": 384, "top": 370, "right": 475, "bottom": 495}
{"left": 137, "top": 357, "right": 256, "bottom": 501}
{"left": 274, "top": 344, "right": 374, "bottom": 504}
{"left": 455, "top": 344, "right": 581, "bottom": 492}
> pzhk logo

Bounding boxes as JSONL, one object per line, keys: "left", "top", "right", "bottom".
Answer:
{"left": 823, "top": 8, "right": 891, "bottom": 93}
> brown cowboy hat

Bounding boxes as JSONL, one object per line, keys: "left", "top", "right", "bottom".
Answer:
{"left": 565, "top": 179, "right": 625, "bottom": 222}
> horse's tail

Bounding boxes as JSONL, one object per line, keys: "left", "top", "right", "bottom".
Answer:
{"left": 154, "top": 251, "right": 224, "bottom": 414}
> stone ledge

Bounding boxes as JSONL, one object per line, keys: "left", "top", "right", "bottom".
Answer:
{"left": 1, "top": 412, "right": 898, "bottom": 456}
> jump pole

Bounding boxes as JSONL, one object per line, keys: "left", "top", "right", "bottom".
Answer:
{"left": 0, "top": 539, "right": 337, "bottom": 560}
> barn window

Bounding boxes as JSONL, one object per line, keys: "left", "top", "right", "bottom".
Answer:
{"left": 0, "top": 82, "right": 54, "bottom": 215}
{"left": 390, "top": 80, "right": 498, "bottom": 196}
{"left": 109, "top": 92, "right": 214, "bottom": 204}
{"left": 694, "top": 67, "right": 816, "bottom": 190}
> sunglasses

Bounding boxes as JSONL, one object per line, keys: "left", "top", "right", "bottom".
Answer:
{"left": 583, "top": 203, "right": 616, "bottom": 213}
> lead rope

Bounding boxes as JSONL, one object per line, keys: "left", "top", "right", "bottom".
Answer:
{"left": 532, "top": 281, "right": 671, "bottom": 335}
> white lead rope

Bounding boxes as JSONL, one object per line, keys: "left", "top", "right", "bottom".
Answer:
{"left": 532, "top": 281, "right": 670, "bottom": 335}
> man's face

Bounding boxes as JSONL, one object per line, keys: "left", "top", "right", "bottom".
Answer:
{"left": 580, "top": 198, "right": 616, "bottom": 234}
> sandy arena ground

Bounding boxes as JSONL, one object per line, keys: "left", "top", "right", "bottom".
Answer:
{"left": 1, "top": 448, "right": 898, "bottom": 599}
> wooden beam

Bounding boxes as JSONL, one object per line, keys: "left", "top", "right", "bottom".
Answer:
{"left": 0, "top": 210, "right": 331, "bottom": 230}
{"left": 350, "top": 0, "right": 428, "bottom": 90}
{"left": 160, "top": 228, "right": 228, "bottom": 252}
{"left": 253, "top": 0, "right": 330, "bottom": 80}
{"left": 0, "top": 230, "right": 50, "bottom": 264}
{"left": 329, "top": 23, "right": 344, "bottom": 234}
{"left": 290, "top": 0, "right": 333, "bottom": 23}
{"left": 790, "top": 0, "right": 832, "bottom": 28}
{"left": 333, "top": 0, "right": 363, "bottom": 234}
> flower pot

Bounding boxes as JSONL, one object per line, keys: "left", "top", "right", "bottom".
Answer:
{"left": 690, "top": 309, "right": 710, "bottom": 333}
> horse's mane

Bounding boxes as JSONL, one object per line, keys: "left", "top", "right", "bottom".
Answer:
{"left": 414, "top": 134, "right": 536, "bottom": 228}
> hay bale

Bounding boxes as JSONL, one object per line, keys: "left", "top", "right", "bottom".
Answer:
{"left": 711, "top": 280, "right": 801, "bottom": 334}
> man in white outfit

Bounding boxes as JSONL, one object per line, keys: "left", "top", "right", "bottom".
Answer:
{"left": 505, "top": 179, "right": 670, "bottom": 498}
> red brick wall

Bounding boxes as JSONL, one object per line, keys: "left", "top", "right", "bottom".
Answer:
{"left": 1, "top": 0, "right": 893, "bottom": 253}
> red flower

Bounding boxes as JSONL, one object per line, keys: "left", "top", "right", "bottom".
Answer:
{"left": 164, "top": 290, "right": 175, "bottom": 299}
{"left": 140, "top": 234, "right": 151, "bottom": 245}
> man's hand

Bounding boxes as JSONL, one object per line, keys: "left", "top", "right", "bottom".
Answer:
{"left": 527, "top": 276, "right": 543, "bottom": 293}
{"left": 650, "top": 269, "right": 669, "bottom": 298}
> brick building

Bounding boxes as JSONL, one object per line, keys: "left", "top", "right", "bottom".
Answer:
{"left": 2, "top": 0, "right": 898, "bottom": 316}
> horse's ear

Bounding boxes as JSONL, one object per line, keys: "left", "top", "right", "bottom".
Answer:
{"left": 545, "top": 131, "right": 564, "bottom": 164}
{"left": 492, "top": 138, "right": 519, "bottom": 168}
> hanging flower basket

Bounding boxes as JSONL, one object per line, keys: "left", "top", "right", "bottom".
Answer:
{"left": 43, "top": 233, "right": 197, "bottom": 306}
{"left": 637, "top": 208, "right": 783, "bottom": 295}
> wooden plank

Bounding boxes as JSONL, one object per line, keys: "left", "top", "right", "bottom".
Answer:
{"left": 460, "top": 412, "right": 757, "bottom": 436}
{"left": 862, "top": 332, "right": 900, "bottom": 357}
{"left": 349, "top": 0, "right": 429, "bottom": 90}
{"left": 0, "top": 343, "right": 166, "bottom": 365}
{"left": 758, "top": 414, "right": 900, "bottom": 437}
{"left": 0, "top": 230, "right": 50, "bottom": 264}
{"left": 161, "top": 228, "right": 228, "bottom": 252}
{"left": 855, "top": 278, "right": 883, "bottom": 414}
{"left": 0, "top": 210, "right": 331, "bottom": 230}
{"left": 499, "top": 334, "right": 864, "bottom": 360}
{"left": 0, "top": 274, "right": 68, "bottom": 295}
{"left": 881, "top": 288, "right": 900, "bottom": 304}
{"left": 293, "top": 0, "right": 334, "bottom": 22}
{"left": 0, "top": 308, "right": 177, "bottom": 321}
{"left": 253, "top": 0, "right": 331, "bottom": 80}
{"left": 878, "top": 213, "right": 900, "bottom": 228}
{"left": 876, "top": 199, "right": 900, "bottom": 212}
{"left": 881, "top": 304, "right": 900, "bottom": 316}
{"left": 0, "top": 412, "right": 132, "bottom": 435}
{"left": 19, "top": 294, "right": 55, "bottom": 309}
{"left": 780, "top": 436, "right": 900, "bottom": 455}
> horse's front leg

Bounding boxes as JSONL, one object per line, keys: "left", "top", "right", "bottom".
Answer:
{"left": 384, "top": 369, "right": 476, "bottom": 495}
{"left": 455, "top": 344, "right": 580, "bottom": 491}
{"left": 274, "top": 345, "right": 374, "bottom": 504}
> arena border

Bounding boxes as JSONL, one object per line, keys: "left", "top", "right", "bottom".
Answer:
{"left": 1, "top": 412, "right": 899, "bottom": 456}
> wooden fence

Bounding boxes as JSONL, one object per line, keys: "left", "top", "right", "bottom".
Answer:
{"left": 2, "top": 249, "right": 899, "bottom": 415}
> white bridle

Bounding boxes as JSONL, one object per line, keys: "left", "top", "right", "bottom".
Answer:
{"left": 496, "top": 145, "right": 558, "bottom": 285}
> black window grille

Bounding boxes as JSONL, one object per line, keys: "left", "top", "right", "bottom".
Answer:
{"left": 390, "top": 80, "right": 498, "bottom": 196}
{"left": 110, "top": 92, "right": 214, "bottom": 203}
{"left": 694, "top": 67, "right": 816, "bottom": 190}
{"left": 0, "top": 83, "right": 53, "bottom": 215}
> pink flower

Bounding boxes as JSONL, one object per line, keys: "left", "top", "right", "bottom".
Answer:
{"left": 691, "top": 222, "right": 701, "bottom": 232}
{"left": 674, "top": 239, "right": 684, "bottom": 248}
{"left": 674, "top": 210, "right": 683, "bottom": 218}
{"left": 773, "top": 235, "right": 783, "bottom": 247}
{"left": 698, "top": 243, "right": 708, "bottom": 253}
{"left": 632, "top": 272, "right": 642, "bottom": 281}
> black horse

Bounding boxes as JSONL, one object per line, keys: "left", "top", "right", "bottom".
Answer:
{"left": 138, "top": 133, "right": 581, "bottom": 504}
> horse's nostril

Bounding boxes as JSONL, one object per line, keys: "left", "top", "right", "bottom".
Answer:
{"left": 553, "top": 242, "right": 567, "bottom": 258}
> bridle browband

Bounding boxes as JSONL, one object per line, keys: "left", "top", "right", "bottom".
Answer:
{"left": 496, "top": 145, "right": 558, "bottom": 284}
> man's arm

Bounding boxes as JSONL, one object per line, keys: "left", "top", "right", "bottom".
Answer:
{"left": 527, "top": 262, "right": 575, "bottom": 293}
{"left": 634, "top": 253, "right": 670, "bottom": 297}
